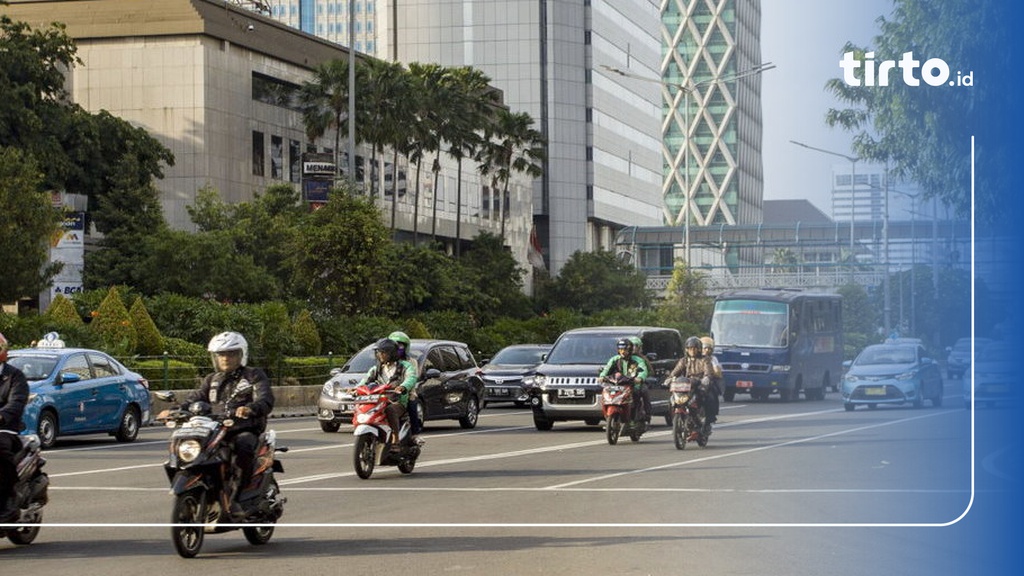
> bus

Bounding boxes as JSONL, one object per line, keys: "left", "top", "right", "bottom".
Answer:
{"left": 709, "top": 289, "right": 843, "bottom": 402}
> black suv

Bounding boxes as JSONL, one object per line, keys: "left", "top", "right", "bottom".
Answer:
{"left": 317, "top": 339, "right": 486, "bottom": 431}
{"left": 523, "top": 326, "right": 684, "bottom": 430}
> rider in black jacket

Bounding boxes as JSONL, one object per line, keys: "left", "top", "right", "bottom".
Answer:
{"left": 183, "top": 331, "right": 274, "bottom": 518}
{"left": 0, "top": 332, "right": 29, "bottom": 523}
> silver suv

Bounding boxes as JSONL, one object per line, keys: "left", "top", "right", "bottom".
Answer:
{"left": 523, "top": 327, "right": 684, "bottom": 430}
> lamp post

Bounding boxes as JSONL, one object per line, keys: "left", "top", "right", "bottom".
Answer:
{"left": 603, "top": 62, "right": 775, "bottom": 265}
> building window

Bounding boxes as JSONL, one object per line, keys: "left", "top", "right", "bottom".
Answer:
{"left": 271, "top": 135, "right": 283, "bottom": 179}
{"left": 252, "top": 131, "right": 265, "bottom": 177}
{"left": 289, "top": 139, "right": 301, "bottom": 183}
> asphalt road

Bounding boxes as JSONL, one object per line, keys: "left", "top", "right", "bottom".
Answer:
{"left": 1, "top": 379, "right": 1018, "bottom": 575}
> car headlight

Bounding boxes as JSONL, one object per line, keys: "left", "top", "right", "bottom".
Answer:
{"left": 844, "top": 374, "right": 861, "bottom": 383}
{"left": 895, "top": 370, "right": 916, "bottom": 380}
{"left": 322, "top": 382, "right": 334, "bottom": 395}
{"left": 176, "top": 440, "right": 202, "bottom": 463}
{"left": 772, "top": 365, "right": 791, "bottom": 372}
{"left": 445, "top": 392, "right": 464, "bottom": 404}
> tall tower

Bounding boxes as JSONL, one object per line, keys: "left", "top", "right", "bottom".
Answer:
{"left": 661, "top": 0, "right": 764, "bottom": 230}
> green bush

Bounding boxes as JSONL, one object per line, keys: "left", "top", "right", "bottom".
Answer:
{"left": 45, "top": 294, "right": 84, "bottom": 325}
{"left": 130, "top": 358, "right": 202, "bottom": 391}
{"left": 291, "top": 309, "right": 322, "bottom": 355}
{"left": 130, "top": 298, "right": 165, "bottom": 356}
{"left": 91, "top": 286, "right": 137, "bottom": 355}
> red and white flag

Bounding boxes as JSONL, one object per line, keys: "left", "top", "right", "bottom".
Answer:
{"left": 527, "top": 226, "right": 545, "bottom": 270}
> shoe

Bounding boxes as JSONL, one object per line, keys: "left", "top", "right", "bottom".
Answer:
{"left": 686, "top": 431, "right": 699, "bottom": 442}
{"left": 412, "top": 436, "right": 425, "bottom": 446}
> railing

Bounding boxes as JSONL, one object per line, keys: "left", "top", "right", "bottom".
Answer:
{"left": 647, "top": 268, "right": 886, "bottom": 296}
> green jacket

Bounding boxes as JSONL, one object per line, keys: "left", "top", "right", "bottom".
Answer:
{"left": 599, "top": 354, "right": 649, "bottom": 386}
{"left": 360, "top": 359, "right": 417, "bottom": 407}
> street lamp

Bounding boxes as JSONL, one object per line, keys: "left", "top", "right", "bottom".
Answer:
{"left": 603, "top": 62, "right": 775, "bottom": 264}
{"left": 789, "top": 140, "right": 859, "bottom": 253}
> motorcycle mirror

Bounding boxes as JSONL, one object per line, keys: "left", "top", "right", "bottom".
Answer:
{"left": 156, "top": 391, "right": 177, "bottom": 403}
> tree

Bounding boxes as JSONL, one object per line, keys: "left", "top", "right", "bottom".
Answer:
{"left": 406, "top": 62, "right": 446, "bottom": 245}
{"left": 477, "top": 109, "right": 545, "bottom": 241}
{"left": 289, "top": 188, "right": 391, "bottom": 316}
{"left": 769, "top": 248, "right": 800, "bottom": 273}
{"left": 825, "top": 0, "right": 1016, "bottom": 223}
{"left": 299, "top": 59, "right": 364, "bottom": 177}
{"left": 90, "top": 286, "right": 137, "bottom": 355}
{"left": 0, "top": 147, "right": 61, "bottom": 301}
{"left": 129, "top": 297, "right": 165, "bottom": 356}
{"left": 540, "top": 251, "right": 650, "bottom": 315}
{"left": 656, "top": 259, "right": 713, "bottom": 336}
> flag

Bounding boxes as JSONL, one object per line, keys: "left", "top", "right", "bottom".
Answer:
{"left": 528, "top": 226, "right": 546, "bottom": 270}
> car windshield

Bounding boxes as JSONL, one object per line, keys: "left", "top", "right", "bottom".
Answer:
{"left": 490, "top": 347, "right": 547, "bottom": 365}
{"left": 710, "top": 299, "right": 789, "bottom": 348}
{"left": 7, "top": 355, "right": 60, "bottom": 381}
{"left": 342, "top": 347, "right": 377, "bottom": 373}
{"left": 856, "top": 346, "right": 916, "bottom": 366}
{"left": 545, "top": 334, "right": 625, "bottom": 364}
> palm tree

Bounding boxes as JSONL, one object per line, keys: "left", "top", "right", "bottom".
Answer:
{"left": 770, "top": 247, "right": 800, "bottom": 273}
{"left": 299, "top": 59, "right": 360, "bottom": 182}
{"left": 478, "top": 109, "right": 545, "bottom": 241}
{"left": 439, "top": 66, "right": 494, "bottom": 257}
{"left": 406, "top": 63, "right": 445, "bottom": 245}
{"left": 358, "top": 59, "right": 409, "bottom": 198}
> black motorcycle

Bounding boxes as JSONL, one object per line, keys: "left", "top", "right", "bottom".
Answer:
{"left": 0, "top": 433, "right": 49, "bottom": 546}
{"left": 156, "top": 391, "right": 286, "bottom": 558}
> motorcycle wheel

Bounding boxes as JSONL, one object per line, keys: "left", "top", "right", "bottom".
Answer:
{"left": 171, "top": 491, "right": 206, "bottom": 558}
{"left": 354, "top": 435, "right": 377, "bottom": 479}
{"left": 672, "top": 414, "right": 686, "bottom": 450}
{"left": 243, "top": 525, "right": 275, "bottom": 545}
{"left": 606, "top": 415, "right": 621, "bottom": 445}
{"left": 628, "top": 418, "right": 643, "bottom": 442}
{"left": 5, "top": 510, "right": 42, "bottom": 545}
{"left": 398, "top": 453, "right": 417, "bottom": 474}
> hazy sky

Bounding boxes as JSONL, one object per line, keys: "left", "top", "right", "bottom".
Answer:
{"left": 760, "top": 0, "right": 894, "bottom": 216}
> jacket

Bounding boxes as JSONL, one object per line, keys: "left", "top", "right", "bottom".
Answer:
{"left": 0, "top": 363, "right": 30, "bottom": 433}
{"left": 185, "top": 365, "right": 274, "bottom": 433}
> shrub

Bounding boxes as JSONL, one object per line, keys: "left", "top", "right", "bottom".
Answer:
{"left": 130, "top": 358, "right": 202, "bottom": 391}
{"left": 291, "top": 309, "right": 322, "bottom": 355}
{"left": 45, "top": 294, "right": 84, "bottom": 325}
{"left": 129, "top": 298, "right": 165, "bottom": 356}
{"left": 91, "top": 286, "right": 138, "bottom": 355}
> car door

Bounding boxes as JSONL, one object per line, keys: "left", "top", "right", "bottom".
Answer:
{"left": 87, "top": 352, "right": 128, "bottom": 430}
{"left": 918, "top": 346, "right": 943, "bottom": 400}
{"left": 54, "top": 353, "right": 97, "bottom": 434}
{"left": 416, "top": 346, "right": 448, "bottom": 419}
{"left": 451, "top": 344, "right": 483, "bottom": 410}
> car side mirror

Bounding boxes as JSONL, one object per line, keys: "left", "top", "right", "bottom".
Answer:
{"left": 922, "top": 357, "right": 933, "bottom": 364}
{"left": 646, "top": 352, "right": 658, "bottom": 362}
{"left": 424, "top": 368, "right": 442, "bottom": 380}
{"left": 540, "top": 353, "right": 548, "bottom": 362}
{"left": 842, "top": 360, "right": 852, "bottom": 369}
{"left": 57, "top": 372, "right": 82, "bottom": 385}
{"left": 329, "top": 367, "right": 342, "bottom": 376}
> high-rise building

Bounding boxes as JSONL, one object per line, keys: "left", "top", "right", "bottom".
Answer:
{"left": 260, "top": 0, "right": 665, "bottom": 273}
{"left": 661, "top": 0, "right": 765, "bottom": 230}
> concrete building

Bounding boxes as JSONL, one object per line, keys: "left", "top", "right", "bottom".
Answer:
{"left": 661, "top": 0, "right": 766, "bottom": 229}
{"left": 257, "top": 0, "right": 666, "bottom": 273}
{"left": 6, "top": 0, "right": 535, "bottom": 282}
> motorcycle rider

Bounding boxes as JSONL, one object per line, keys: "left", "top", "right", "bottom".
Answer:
{"left": 179, "top": 331, "right": 273, "bottom": 519}
{"left": 700, "top": 336, "right": 723, "bottom": 425}
{"left": 627, "top": 336, "right": 653, "bottom": 422}
{"left": 598, "top": 339, "right": 649, "bottom": 421}
{"left": 387, "top": 331, "right": 422, "bottom": 441}
{"left": 0, "top": 332, "right": 29, "bottom": 523}
{"left": 359, "top": 337, "right": 417, "bottom": 450}
{"left": 668, "top": 336, "right": 715, "bottom": 437}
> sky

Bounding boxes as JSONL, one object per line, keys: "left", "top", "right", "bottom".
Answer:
{"left": 760, "top": 0, "right": 894, "bottom": 217}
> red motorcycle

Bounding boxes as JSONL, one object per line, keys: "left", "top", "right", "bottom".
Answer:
{"left": 351, "top": 382, "right": 421, "bottom": 479}
{"left": 600, "top": 373, "right": 647, "bottom": 445}
{"left": 669, "top": 377, "right": 709, "bottom": 450}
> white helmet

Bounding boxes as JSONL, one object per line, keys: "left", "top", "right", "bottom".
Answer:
{"left": 207, "top": 331, "right": 249, "bottom": 367}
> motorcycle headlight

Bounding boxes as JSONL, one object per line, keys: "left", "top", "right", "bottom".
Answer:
{"left": 356, "top": 413, "right": 372, "bottom": 424}
{"left": 176, "top": 440, "right": 202, "bottom": 463}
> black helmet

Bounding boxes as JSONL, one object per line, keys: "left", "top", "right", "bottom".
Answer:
{"left": 374, "top": 338, "right": 399, "bottom": 362}
{"left": 685, "top": 336, "right": 702, "bottom": 350}
{"left": 616, "top": 338, "right": 633, "bottom": 353}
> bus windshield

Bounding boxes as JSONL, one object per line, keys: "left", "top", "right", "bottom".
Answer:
{"left": 710, "top": 299, "right": 789, "bottom": 348}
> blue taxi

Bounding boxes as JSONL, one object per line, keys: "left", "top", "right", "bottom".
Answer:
{"left": 7, "top": 333, "right": 151, "bottom": 449}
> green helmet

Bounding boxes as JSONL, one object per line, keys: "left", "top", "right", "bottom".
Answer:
{"left": 628, "top": 336, "right": 643, "bottom": 351}
{"left": 388, "top": 331, "right": 411, "bottom": 347}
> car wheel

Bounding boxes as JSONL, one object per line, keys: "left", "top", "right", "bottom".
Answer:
{"left": 114, "top": 405, "right": 140, "bottom": 442}
{"left": 37, "top": 410, "right": 58, "bottom": 449}
{"left": 844, "top": 402, "right": 855, "bottom": 412}
{"left": 931, "top": 386, "right": 944, "bottom": 407}
{"left": 723, "top": 389, "right": 735, "bottom": 402}
{"left": 319, "top": 421, "right": 341, "bottom": 433}
{"left": 459, "top": 397, "right": 479, "bottom": 429}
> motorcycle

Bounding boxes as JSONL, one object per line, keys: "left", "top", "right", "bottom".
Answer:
{"left": 600, "top": 373, "right": 647, "bottom": 445}
{"left": 351, "top": 381, "right": 421, "bottom": 479}
{"left": 155, "top": 391, "right": 286, "bottom": 558}
{"left": 668, "top": 377, "right": 710, "bottom": 450}
{"left": 0, "top": 433, "right": 49, "bottom": 546}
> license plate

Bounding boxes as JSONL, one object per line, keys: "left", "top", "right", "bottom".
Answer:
{"left": 557, "top": 388, "right": 586, "bottom": 398}
{"left": 736, "top": 380, "right": 753, "bottom": 389}
{"left": 490, "top": 388, "right": 511, "bottom": 396}
{"left": 865, "top": 386, "right": 887, "bottom": 396}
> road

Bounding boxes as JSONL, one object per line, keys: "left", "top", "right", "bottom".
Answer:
{"left": 1, "top": 379, "right": 1018, "bottom": 575}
